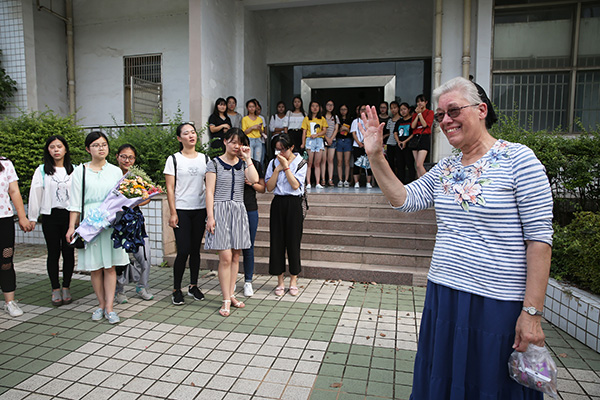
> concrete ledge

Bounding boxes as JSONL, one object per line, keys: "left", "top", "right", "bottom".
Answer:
{"left": 545, "top": 278, "right": 600, "bottom": 353}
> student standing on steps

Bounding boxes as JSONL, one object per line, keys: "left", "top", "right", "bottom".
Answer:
{"left": 164, "top": 123, "right": 208, "bottom": 306}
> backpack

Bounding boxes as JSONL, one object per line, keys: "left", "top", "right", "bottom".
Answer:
{"left": 271, "top": 157, "right": 309, "bottom": 219}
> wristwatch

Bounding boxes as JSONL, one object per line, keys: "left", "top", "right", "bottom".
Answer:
{"left": 522, "top": 306, "right": 543, "bottom": 316}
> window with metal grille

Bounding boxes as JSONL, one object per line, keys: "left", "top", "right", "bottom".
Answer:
{"left": 492, "top": 2, "right": 600, "bottom": 132}
{"left": 124, "top": 54, "right": 162, "bottom": 124}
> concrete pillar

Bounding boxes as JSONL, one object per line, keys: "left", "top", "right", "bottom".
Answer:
{"left": 189, "top": 0, "right": 202, "bottom": 126}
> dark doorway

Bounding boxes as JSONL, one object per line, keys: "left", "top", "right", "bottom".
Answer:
{"left": 311, "top": 86, "right": 384, "bottom": 118}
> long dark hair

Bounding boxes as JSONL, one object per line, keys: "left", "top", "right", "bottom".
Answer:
{"left": 292, "top": 96, "right": 306, "bottom": 116}
{"left": 0, "top": 156, "right": 7, "bottom": 173}
{"left": 212, "top": 98, "right": 227, "bottom": 119}
{"left": 338, "top": 104, "right": 350, "bottom": 124}
{"left": 175, "top": 122, "right": 196, "bottom": 151}
{"left": 43, "top": 135, "right": 74, "bottom": 175}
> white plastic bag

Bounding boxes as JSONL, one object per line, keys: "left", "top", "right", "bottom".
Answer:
{"left": 508, "top": 344, "right": 558, "bottom": 398}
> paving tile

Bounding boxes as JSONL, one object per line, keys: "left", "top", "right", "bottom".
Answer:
{"left": 255, "top": 381, "right": 286, "bottom": 398}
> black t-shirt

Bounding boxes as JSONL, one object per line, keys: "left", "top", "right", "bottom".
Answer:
{"left": 208, "top": 114, "right": 232, "bottom": 139}
{"left": 243, "top": 159, "right": 264, "bottom": 212}
{"left": 338, "top": 117, "right": 352, "bottom": 138}
{"left": 394, "top": 117, "right": 412, "bottom": 141}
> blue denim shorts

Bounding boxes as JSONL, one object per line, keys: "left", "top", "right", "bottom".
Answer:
{"left": 305, "top": 137, "right": 324, "bottom": 152}
{"left": 335, "top": 136, "right": 353, "bottom": 152}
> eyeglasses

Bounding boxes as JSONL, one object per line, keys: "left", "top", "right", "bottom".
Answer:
{"left": 118, "top": 154, "right": 136, "bottom": 161}
{"left": 90, "top": 143, "right": 108, "bottom": 149}
{"left": 434, "top": 104, "right": 480, "bottom": 123}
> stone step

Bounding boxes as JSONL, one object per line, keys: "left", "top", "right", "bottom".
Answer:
{"left": 200, "top": 240, "right": 431, "bottom": 268}
{"left": 257, "top": 201, "right": 436, "bottom": 221}
{"left": 258, "top": 214, "right": 438, "bottom": 235}
{"left": 164, "top": 253, "right": 429, "bottom": 286}
{"left": 254, "top": 227, "right": 435, "bottom": 250}
{"left": 257, "top": 191, "right": 391, "bottom": 205}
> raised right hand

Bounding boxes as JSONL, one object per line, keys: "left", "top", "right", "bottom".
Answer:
{"left": 359, "top": 106, "right": 385, "bottom": 157}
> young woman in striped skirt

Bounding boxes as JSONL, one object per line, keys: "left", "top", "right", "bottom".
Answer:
{"left": 205, "top": 128, "right": 259, "bottom": 317}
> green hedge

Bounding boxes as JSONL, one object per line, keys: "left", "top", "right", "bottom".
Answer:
{"left": 0, "top": 110, "right": 87, "bottom": 200}
{"left": 491, "top": 114, "right": 600, "bottom": 215}
{"left": 551, "top": 212, "right": 600, "bottom": 295}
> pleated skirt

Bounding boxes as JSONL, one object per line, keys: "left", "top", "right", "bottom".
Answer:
{"left": 410, "top": 281, "right": 543, "bottom": 400}
{"left": 204, "top": 200, "right": 250, "bottom": 251}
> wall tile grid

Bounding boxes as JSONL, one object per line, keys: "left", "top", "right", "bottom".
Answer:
{"left": 15, "top": 195, "right": 164, "bottom": 263}
{"left": 0, "top": 0, "right": 28, "bottom": 115}
{"left": 545, "top": 278, "right": 600, "bottom": 353}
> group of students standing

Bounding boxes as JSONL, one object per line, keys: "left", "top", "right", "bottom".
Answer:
{"left": 165, "top": 122, "right": 306, "bottom": 317}
{"left": 1, "top": 133, "right": 152, "bottom": 323}
{"left": 2, "top": 121, "right": 308, "bottom": 321}
{"left": 210, "top": 94, "right": 434, "bottom": 190}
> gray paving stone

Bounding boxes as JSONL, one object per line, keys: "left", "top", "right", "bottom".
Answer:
{"left": 59, "top": 382, "right": 94, "bottom": 400}
{"left": 255, "top": 381, "right": 286, "bottom": 398}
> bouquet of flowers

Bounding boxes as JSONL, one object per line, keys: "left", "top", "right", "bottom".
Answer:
{"left": 75, "top": 166, "right": 163, "bottom": 243}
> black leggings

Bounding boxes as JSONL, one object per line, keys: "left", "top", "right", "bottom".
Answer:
{"left": 0, "top": 217, "right": 17, "bottom": 293}
{"left": 173, "top": 208, "right": 207, "bottom": 290}
{"left": 42, "top": 208, "right": 75, "bottom": 290}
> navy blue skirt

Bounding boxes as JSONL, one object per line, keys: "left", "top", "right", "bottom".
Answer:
{"left": 410, "top": 281, "right": 543, "bottom": 400}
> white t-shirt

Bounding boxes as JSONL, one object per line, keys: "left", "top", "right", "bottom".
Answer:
{"left": 0, "top": 159, "right": 18, "bottom": 218}
{"left": 163, "top": 152, "right": 207, "bottom": 210}
{"left": 351, "top": 119, "right": 366, "bottom": 147}
{"left": 28, "top": 166, "right": 72, "bottom": 221}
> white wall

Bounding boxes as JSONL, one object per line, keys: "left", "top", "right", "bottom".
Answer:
{"left": 260, "top": 0, "right": 433, "bottom": 65}
{"left": 73, "top": 0, "right": 190, "bottom": 126}
{"left": 33, "top": 0, "right": 68, "bottom": 115}
{"left": 243, "top": 8, "right": 267, "bottom": 112}
{"left": 199, "top": 0, "right": 245, "bottom": 127}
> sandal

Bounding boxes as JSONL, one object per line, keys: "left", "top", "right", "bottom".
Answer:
{"left": 328, "top": 180, "right": 334, "bottom": 187}
{"left": 51, "top": 289, "right": 62, "bottom": 306}
{"left": 230, "top": 295, "right": 245, "bottom": 308}
{"left": 289, "top": 286, "right": 299, "bottom": 296}
{"left": 275, "top": 286, "right": 285, "bottom": 296}
{"left": 219, "top": 300, "right": 231, "bottom": 317}
{"left": 62, "top": 287, "right": 72, "bottom": 305}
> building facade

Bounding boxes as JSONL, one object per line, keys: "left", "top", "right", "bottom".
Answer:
{"left": 1, "top": 0, "right": 599, "bottom": 161}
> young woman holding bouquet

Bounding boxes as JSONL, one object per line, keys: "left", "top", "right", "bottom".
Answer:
{"left": 113, "top": 144, "right": 154, "bottom": 303}
{"left": 66, "top": 131, "right": 129, "bottom": 324}
{"left": 28, "top": 135, "right": 75, "bottom": 307}
{"left": 205, "top": 128, "right": 258, "bottom": 316}
{"left": 164, "top": 123, "right": 208, "bottom": 305}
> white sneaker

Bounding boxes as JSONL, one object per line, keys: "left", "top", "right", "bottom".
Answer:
{"left": 306, "top": 183, "right": 311, "bottom": 189}
{"left": 354, "top": 182, "right": 360, "bottom": 188}
{"left": 4, "top": 300, "right": 23, "bottom": 317}
{"left": 344, "top": 181, "right": 350, "bottom": 188}
{"left": 337, "top": 181, "right": 343, "bottom": 188}
{"left": 315, "top": 184, "right": 324, "bottom": 189}
{"left": 366, "top": 183, "right": 373, "bottom": 189}
{"left": 244, "top": 282, "right": 254, "bottom": 297}
{"left": 136, "top": 287, "right": 154, "bottom": 300}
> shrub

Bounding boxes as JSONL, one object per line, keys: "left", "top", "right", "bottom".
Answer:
{"left": 491, "top": 113, "right": 600, "bottom": 216}
{"left": 551, "top": 212, "right": 600, "bottom": 295}
{"left": 0, "top": 110, "right": 86, "bottom": 200}
{"left": 107, "top": 110, "right": 217, "bottom": 187}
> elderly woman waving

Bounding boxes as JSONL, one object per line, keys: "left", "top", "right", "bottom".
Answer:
{"left": 361, "top": 77, "right": 553, "bottom": 400}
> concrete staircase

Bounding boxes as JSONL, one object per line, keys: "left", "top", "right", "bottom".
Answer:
{"left": 166, "top": 190, "right": 436, "bottom": 286}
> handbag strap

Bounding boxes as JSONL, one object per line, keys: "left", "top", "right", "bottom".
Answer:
{"left": 80, "top": 165, "right": 85, "bottom": 222}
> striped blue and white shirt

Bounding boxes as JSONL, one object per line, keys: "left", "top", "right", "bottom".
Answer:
{"left": 396, "top": 140, "right": 553, "bottom": 301}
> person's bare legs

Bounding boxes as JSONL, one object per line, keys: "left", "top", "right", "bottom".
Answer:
{"left": 103, "top": 267, "right": 116, "bottom": 313}
{"left": 229, "top": 250, "right": 244, "bottom": 307}
{"left": 314, "top": 151, "right": 323, "bottom": 186}
{"left": 90, "top": 269, "right": 106, "bottom": 310}
{"left": 343, "top": 151, "right": 351, "bottom": 182}
{"left": 326, "top": 147, "right": 335, "bottom": 183}
{"left": 320, "top": 148, "right": 327, "bottom": 184}
{"left": 413, "top": 149, "right": 428, "bottom": 178}
{"left": 218, "top": 249, "right": 233, "bottom": 314}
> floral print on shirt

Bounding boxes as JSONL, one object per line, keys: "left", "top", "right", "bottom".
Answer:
{"left": 439, "top": 140, "right": 510, "bottom": 211}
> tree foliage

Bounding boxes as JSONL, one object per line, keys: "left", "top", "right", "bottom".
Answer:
{"left": 0, "top": 49, "right": 18, "bottom": 112}
{"left": 0, "top": 110, "right": 86, "bottom": 200}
